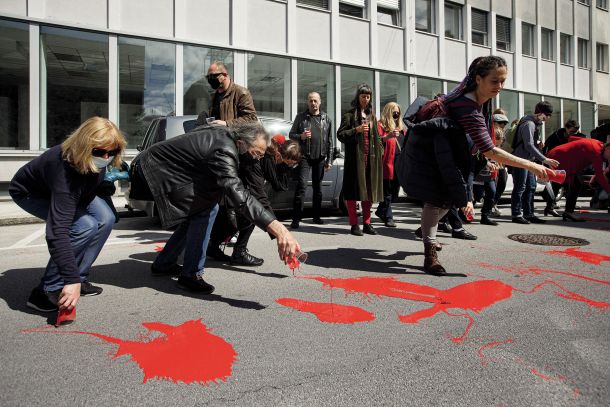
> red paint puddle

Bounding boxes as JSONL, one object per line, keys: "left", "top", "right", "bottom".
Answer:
{"left": 22, "top": 319, "right": 237, "bottom": 385}
{"left": 276, "top": 298, "right": 375, "bottom": 324}
{"left": 545, "top": 247, "right": 610, "bottom": 265}
{"left": 477, "top": 339, "right": 514, "bottom": 366}
{"left": 478, "top": 263, "right": 610, "bottom": 286}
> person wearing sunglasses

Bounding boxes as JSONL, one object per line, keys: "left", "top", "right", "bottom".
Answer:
{"left": 9, "top": 117, "right": 126, "bottom": 313}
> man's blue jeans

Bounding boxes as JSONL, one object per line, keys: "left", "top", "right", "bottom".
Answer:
{"left": 153, "top": 204, "right": 219, "bottom": 278}
{"left": 13, "top": 195, "right": 115, "bottom": 292}
{"left": 511, "top": 167, "right": 536, "bottom": 218}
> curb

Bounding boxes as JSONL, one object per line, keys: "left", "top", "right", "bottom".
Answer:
{"left": 0, "top": 209, "right": 148, "bottom": 227}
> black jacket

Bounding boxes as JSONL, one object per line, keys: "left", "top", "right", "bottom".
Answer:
{"left": 289, "top": 110, "right": 333, "bottom": 162}
{"left": 138, "top": 125, "right": 275, "bottom": 230}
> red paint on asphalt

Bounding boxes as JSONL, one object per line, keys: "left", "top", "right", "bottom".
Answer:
{"left": 478, "top": 263, "right": 610, "bottom": 286}
{"left": 477, "top": 339, "right": 514, "bottom": 366}
{"left": 544, "top": 247, "right": 610, "bottom": 265}
{"left": 276, "top": 298, "right": 375, "bottom": 324}
{"left": 23, "top": 319, "right": 237, "bottom": 385}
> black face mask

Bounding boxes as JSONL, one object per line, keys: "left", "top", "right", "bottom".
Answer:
{"left": 207, "top": 76, "right": 221, "bottom": 90}
{"left": 392, "top": 112, "right": 400, "bottom": 120}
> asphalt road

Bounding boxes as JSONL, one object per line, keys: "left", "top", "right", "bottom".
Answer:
{"left": 0, "top": 200, "right": 608, "bottom": 406}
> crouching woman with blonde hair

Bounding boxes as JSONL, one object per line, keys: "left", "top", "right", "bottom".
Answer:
{"left": 10, "top": 117, "right": 126, "bottom": 313}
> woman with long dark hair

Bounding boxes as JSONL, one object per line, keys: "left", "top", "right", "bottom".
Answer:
{"left": 403, "top": 56, "right": 552, "bottom": 275}
{"left": 337, "top": 83, "right": 384, "bottom": 236}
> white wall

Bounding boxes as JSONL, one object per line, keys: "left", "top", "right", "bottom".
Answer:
{"left": 575, "top": 3, "right": 590, "bottom": 40}
{"left": 522, "top": 56, "right": 538, "bottom": 91}
{"left": 575, "top": 68, "right": 590, "bottom": 99}
{"left": 516, "top": 0, "right": 536, "bottom": 25}
{"left": 377, "top": 25, "right": 404, "bottom": 71}
{"left": 338, "top": 16, "right": 370, "bottom": 66}
{"left": 493, "top": 0, "right": 512, "bottom": 18}
{"left": 469, "top": 0, "right": 490, "bottom": 12}
{"left": 246, "top": 0, "right": 287, "bottom": 53}
{"left": 444, "top": 40, "right": 467, "bottom": 81}
{"left": 182, "top": 0, "right": 231, "bottom": 45}
{"left": 295, "top": 7, "right": 331, "bottom": 60}
{"left": 538, "top": 0, "right": 556, "bottom": 30}
{"left": 559, "top": 64, "right": 574, "bottom": 97}
{"left": 414, "top": 32, "right": 438, "bottom": 76}
{"left": 44, "top": 0, "right": 107, "bottom": 29}
{"left": 595, "top": 73, "right": 610, "bottom": 105}
{"left": 0, "top": 0, "right": 27, "bottom": 15}
{"left": 471, "top": 44, "right": 491, "bottom": 60}
{"left": 540, "top": 60, "right": 556, "bottom": 94}
{"left": 556, "top": 0, "right": 574, "bottom": 35}
{"left": 497, "top": 50, "right": 514, "bottom": 89}
{"left": 117, "top": 0, "right": 174, "bottom": 37}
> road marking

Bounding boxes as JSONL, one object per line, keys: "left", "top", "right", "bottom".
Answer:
{"left": 5, "top": 226, "right": 46, "bottom": 249}
{"left": 0, "top": 237, "right": 169, "bottom": 251}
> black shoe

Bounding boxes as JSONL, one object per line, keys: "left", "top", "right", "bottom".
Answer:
{"left": 151, "top": 263, "right": 182, "bottom": 277}
{"left": 451, "top": 229, "right": 478, "bottom": 240}
{"left": 385, "top": 219, "right": 396, "bottom": 227}
{"left": 562, "top": 212, "right": 585, "bottom": 222}
{"left": 525, "top": 216, "right": 546, "bottom": 224}
{"left": 544, "top": 207, "right": 561, "bottom": 217}
{"left": 512, "top": 216, "right": 530, "bottom": 224}
{"left": 362, "top": 224, "right": 377, "bottom": 235}
{"left": 231, "top": 249, "right": 264, "bottom": 266}
{"left": 312, "top": 218, "right": 325, "bottom": 225}
{"left": 26, "top": 287, "right": 59, "bottom": 312}
{"left": 480, "top": 215, "right": 498, "bottom": 226}
{"left": 437, "top": 221, "right": 452, "bottom": 234}
{"left": 290, "top": 220, "right": 300, "bottom": 229}
{"left": 415, "top": 227, "right": 422, "bottom": 239}
{"left": 374, "top": 208, "right": 386, "bottom": 223}
{"left": 206, "top": 246, "right": 231, "bottom": 262}
{"left": 177, "top": 276, "right": 215, "bottom": 294}
{"left": 80, "top": 281, "right": 103, "bottom": 296}
{"left": 350, "top": 225, "right": 363, "bottom": 236}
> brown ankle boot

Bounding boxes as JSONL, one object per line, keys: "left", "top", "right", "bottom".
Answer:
{"left": 424, "top": 243, "right": 446, "bottom": 275}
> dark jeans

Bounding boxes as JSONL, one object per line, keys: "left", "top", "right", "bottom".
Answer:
{"left": 233, "top": 220, "right": 255, "bottom": 253}
{"left": 494, "top": 168, "right": 508, "bottom": 204}
{"left": 474, "top": 180, "right": 497, "bottom": 215}
{"left": 511, "top": 167, "right": 536, "bottom": 217}
{"left": 377, "top": 178, "right": 399, "bottom": 220}
{"left": 440, "top": 206, "right": 463, "bottom": 230}
{"left": 564, "top": 175, "right": 584, "bottom": 213}
{"left": 293, "top": 157, "right": 325, "bottom": 221}
{"left": 541, "top": 181, "right": 561, "bottom": 209}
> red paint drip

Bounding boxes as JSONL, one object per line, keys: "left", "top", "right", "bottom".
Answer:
{"left": 23, "top": 319, "right": 237, "bottom": 385}
{"left": 545, "top": 247, "right": 610, "bottom": 265}
{"left": 154, "top": 245, "right": 164, "bottom": 252}
{"left": 478, "top": 263, "right": 610, "bottom": 286}
{"left": 276, "top": 298, "right": 375, "bottom": 324}
{"left": 477, "top": 339, "right": 514, "bottom": 366}
{"left": 517, "top": 280, "right": 610, "bottom": 309}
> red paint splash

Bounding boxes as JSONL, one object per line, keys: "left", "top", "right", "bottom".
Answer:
{"left": 55, "top": 307, "right": 76, "bottom": 327}
{"left": 154, "top": 245, "right": 164, "bottom": 252}
{"left": 276, "top": 298, "right": 375, "bottom": 324}
{"left": 477, "top": 339, "right": 514, "bottom": 366}
{"left": 478, "top": 263, "right": 610, "bottom": 287}
{"left": 517, "top": 280, "right": 610, "bottom": 309}
{"left": 23, "top": 319, "right": 237, "bottom": 385}
{"left": 545, "top": 247, "right": 610, "bottom": 265}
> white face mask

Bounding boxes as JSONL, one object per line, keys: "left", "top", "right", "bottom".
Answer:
{"left": 93, "top": 156, "right": 114, "bottom": 169}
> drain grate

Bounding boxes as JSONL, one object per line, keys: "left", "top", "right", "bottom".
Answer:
{"left": 507, "top": 234, "right": 590, "bottom": 246}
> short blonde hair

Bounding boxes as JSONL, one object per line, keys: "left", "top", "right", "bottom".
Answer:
{"left": 62, "top": 117, "right": 126, "bottom": 174}
{"left": 379, "top": 102, "right": 405, "bottom": 132}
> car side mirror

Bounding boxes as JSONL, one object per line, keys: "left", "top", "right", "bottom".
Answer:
{"left": 333, "top": 146, "right": 343, "bottom": 160}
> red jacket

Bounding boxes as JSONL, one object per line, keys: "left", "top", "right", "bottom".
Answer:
{"left": 547, "top": 138, "right": 610, "bottom": 193}
{"left": 377, "top": 123, "right": 406, "bottom": 180}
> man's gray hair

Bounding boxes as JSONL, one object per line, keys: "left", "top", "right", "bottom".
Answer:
{"left": 231, "top": 122, "right": 269, "bottom": 147}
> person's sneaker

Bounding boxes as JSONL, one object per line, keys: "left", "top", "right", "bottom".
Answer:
{"left": 512, "top": 216, "right": 530, "bottom": 224}
{"left": 26, "top": 287, "right": 59, "bottom": 312}
{"left": 151, "top": 263, "right": 182, "bottom": 277}
{"left": 177, "top": 276, "right": 215, "bottom": 294}
{"left": 525, "top": 215, "right": 546, "bottom": 224}
{"left": 312, "top": 218, "right": 325, "bottom": 225}
{"left": 451, "top": 229, "right": 478, "bottom": 240}
{"left": 290, "top": 220, "right": 300, "bottom": 229}
{"left": 491, "top": 205, "right": 502, "bottom": 217}
{"left": 206, "top": 246, "right": 231, "bottom": 262}
{"left": 80, "top": 281, "right": 103, "bottom": 297}
{"left": 385, "top": 219, "right": 396, "bottom": 228}
{"left": 362, "top": 224, "right": 377, "bottom": 235}
{"left": 231, "top": 249, "right": 264, "bottom": 266}
{"left": 350, "top": 225, "right": 363, "bottom": 236}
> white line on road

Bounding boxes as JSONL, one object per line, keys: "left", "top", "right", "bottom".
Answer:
{"left": 5, "top": 226, "right": 46, "bottom": 250}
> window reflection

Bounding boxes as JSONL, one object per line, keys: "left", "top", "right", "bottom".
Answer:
{"left": 379, "top": 72, "right": 409, "bottom": 113}
{"left": 417, "top": 77, "right": 442, "bottom": 99}
{"left": 340, "top": 66, "right": 373, "bottom": 115}
{"left": 247, "top": 53, "right": 290, "bottom": 119}
{"left": 296, "top": 60, "right": 335, "bottom": 125}
{"left": 544, "top": 96, "right": 561, "bottom": 136}
{"left": 183, "top": 46, "right": 232, "bottom": 115}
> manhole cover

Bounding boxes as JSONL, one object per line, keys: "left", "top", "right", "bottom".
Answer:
{"left": 507, "top": 234, "right": 589, "bottom": 246}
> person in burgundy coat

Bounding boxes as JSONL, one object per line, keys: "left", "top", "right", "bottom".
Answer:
{"left": 546, "top": 138, "right": 610, "bottom": 221}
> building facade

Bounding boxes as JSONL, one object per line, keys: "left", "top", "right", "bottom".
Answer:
{"left": 0, "top": 0, "right": 609, "bottom": 193}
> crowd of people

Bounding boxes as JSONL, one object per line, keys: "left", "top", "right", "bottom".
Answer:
{"left": 10, "top": 57, "right": 610, "bottom": 314}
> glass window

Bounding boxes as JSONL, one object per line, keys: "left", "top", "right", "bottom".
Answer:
{"left": 560, "top": 33, "right": 572, "bottom": 65}
{"left": 499, "top": 90, "right": 519, "bottom": 124}
{"left": 446, "top": 81, "right": 460, "bottom": 94}
{"left": 0, "top": 20, "right": 29, "bottom": 149}
{"left": 444, "top": 2, "right": 463, "bottom": 40}
{"left": 522, "top": 23, "right": 535, "bottom": 57}
{"left": 471, "top": 9, "right": 488, "bottom": 46}
{"left": 578, "top": 38, "right": 589, "bottom": 68}
{"left": 417, "top": 77, "right": 442, "bottom": 99}
{"left": 379, "top": 72, "right": 409, "bottom": 115}
{"left": 563, "top": 99, "right": 578, "bottom": 123}
{"left": 415, "top": 0, "right": 435, "bottom": 33}
{"left": 247, "top": 53, "right": 290, "bottom": 120}
{"left": 597, "top": 0, "right": 608, "bottom": 10}
{"left": 523, "top": 93, "right": 541, "bottom": 116}
{"left": 596, "top": 43, "right": 609, "bottom": 72}
{"left": 541, "top": 28, "right": 554, "bottom": 61}
{"left": 119, "top": 37, "right": 175, "bottom": 149}
{"left": 340, "top": 66, "right": 373, "bottom": 116}
{"left": 183, "top": 46, "right": 233, "bottom": 116}
{"left": 378, "top": 0, "right": 401, "bottom": 26}
{"left": 41, "top": 27, "right": 108, "bottom": 148}
{"left": 578, "top": 0, "right": 590, "bottom": 5}
{"left": 297, "top": 0, "right": 329, "bottom": 9}
{"left": 543, "top": 96, "right": 561, "bottom": 137}
{"left": 339, "top": 0, "right": 367, "bottom": 18}
{"left": 296, "top": 60, "right": 335, "bottom": 126}
{"left": 496, "top": 16, "right": 511, "bottom": 51}
{"left": 580, "top": 102, "right": 595, "bottom": 135}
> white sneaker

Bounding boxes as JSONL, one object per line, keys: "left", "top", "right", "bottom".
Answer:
{"left": 491, "top": 205, "right": 502, "bottom": 216}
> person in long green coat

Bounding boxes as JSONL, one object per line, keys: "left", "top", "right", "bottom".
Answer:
{"left": 337, "top": 83, "right": 384, "bottom": 236}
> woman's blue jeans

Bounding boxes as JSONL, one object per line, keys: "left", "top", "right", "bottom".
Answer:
{"left": 13, "top": 195, "right": 115, "bottom": 292}
{"left": 511, "top": 167, "right": 536, "bottom": 218}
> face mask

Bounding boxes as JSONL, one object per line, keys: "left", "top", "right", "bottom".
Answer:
{"left": 93, "top": 156, "right": 114, "bottom": 169}
{"left": 207, "top": 76, "right": 221, "bottom": 90}
{"left": 392, "top": 112, "right": 400, "bottom": 120}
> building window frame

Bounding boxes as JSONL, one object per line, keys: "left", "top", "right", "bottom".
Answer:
{"left": 522, "top": 22, "right": 535, "bottom": 57}
{"left": 578, "top": 38, "right": 590, "bottom": 68}
{"left": 541, "top": 28, "right": 555, "bottom": 61}
{"left": 597, "top": 0, "right": 609, "bottom": 10}
{"left": 444, "top": 2, "right": 463, "bottom": 40}
{"left": 415, "top": 0, "right": 435, "bottom": 34}
{"left": 596, "top": 42, "right": 609, "bottom": 73}
{"left": 471, "top": 8, "right": 488, "bottom": 46}
{"left": 297, "top": 0, "right": 329, "bottom": 9}
{"left": 377, "top": 0, "right": 401, "bottom": 27}
{"left": 560, "top": 33, "right": 572, "bottom": 65}
{"left": 495, "top": 16, "right": 511, "bottom": 51}
{"left": 339, "top": 0, "right": 368, "bottom": 19}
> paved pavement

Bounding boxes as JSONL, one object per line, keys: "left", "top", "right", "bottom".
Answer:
{"left": 0, "top": 199, "right": 608, "bottom": 406}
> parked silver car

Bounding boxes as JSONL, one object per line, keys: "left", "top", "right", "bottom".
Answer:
{"left": 126, "top": 115, "right": 345, "bottom": 216}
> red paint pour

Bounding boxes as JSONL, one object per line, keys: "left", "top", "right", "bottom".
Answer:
{"left": 23, "top": 319, "right": 237, "bottom": 385}
{"left": 544, "top": 247, "right": 610, "bottom": 265}
{"left": 276, "top": 298, "right": 375, "bottom": 324}
{"left": 477, "top": 339, "right": 514, "bottom": 366}
{"left": 55, "top": 307, "right": 76, "bottom": 327}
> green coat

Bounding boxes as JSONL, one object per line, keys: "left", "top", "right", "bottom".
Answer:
{"left": 337, "top": 111, "right": 384, "bottom": 202}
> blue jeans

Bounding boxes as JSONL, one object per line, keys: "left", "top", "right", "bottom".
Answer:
{"left": 511, "top": 167, "right": 536, "bottom": 218}
{"left": 376, "top": 179, "right": 395, "bottom": 220}
{"left": 153, "top": 204, "right": 219, "bottom": 278}
{"left": 13, "top": 195, "right": 115, "bottom": 292}
{"left": 474, "top": 180, "right": 497, "bottom": 215}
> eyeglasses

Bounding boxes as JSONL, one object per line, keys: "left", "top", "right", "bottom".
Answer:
{"left": 92, "top": 148, "right": 120, "bottom": 158}
{"left": 206, "top": 72, "right": 226, "bottom": 79}
{"left": 250, "top": 149, "right": 266, "bottom": 160}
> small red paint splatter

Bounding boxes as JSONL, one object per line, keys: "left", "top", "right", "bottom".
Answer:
{"left": 276, "top": 298, "right": 375, "bottom": 324}
{"left": 154, "top": 245, "right": 164, "bottom": 252}
{"left": 478, "top": 263, "right": 610, "bottom": 286}
{"left": 545, "top": 247, "right": 610, "bottom": 265}
{"left": 477, "top": 339, "right": 514, "bottom": 366}
{"left": 23, "top": 319, "right": 237, "bottom": 385}
{"left": 517, "top": 280, "right": 610, "bottom": 310}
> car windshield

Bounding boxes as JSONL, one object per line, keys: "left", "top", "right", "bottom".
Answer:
{"left": 261, "top": 119, "right": 291, "bottom": 139}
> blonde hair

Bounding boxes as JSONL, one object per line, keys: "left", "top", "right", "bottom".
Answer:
{"left": 62, "top": 117, "right": 126, "bottom": 175}
{"left": 379, "top": 102, "right": 405, "bottom": 132}
{"left": 493, "top": 107, "right": 507, "bottom": 116}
